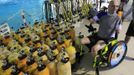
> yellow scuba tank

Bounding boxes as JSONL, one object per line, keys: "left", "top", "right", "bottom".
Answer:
{"left": 34, "top": 40, "right": 42, "bottom": 49}
{"left": 37, "top": 47, "right": 46, "bottom": 56}
{"left": 46, "top": 48, "right": 56, "bottom": 62}
{"left": 12, "top": 31, "right": 20, "bottom": 41}
{"left": 0, "top": 47, "right": 11, "bottom": 60}
{"left": 36, "top": 24, "right": 42, "bottom": 35}
{"left": 47, "top": 28, "right": 52, "bottom": 36}
{"left": 6, "top": 37, "right": 16, "bottom": 47}
{"left": 51, "top": 27, "right": 57, "bottom": 38}
{"left": 43, "top": 31, "right": 51, "bottom": 45}
{"left": 45, "top": 48, "right": 57, "bottom": 75}
{"left": 42, "top": 43, "right": 50, "bottom": 52}
{"left": 57, "top": 30, "right": 66, "bottom": 50}
{"left": 66, "top": 46, "right": 76, "bottom": 64}
{"left": 50, "top": 42, "right": 59, "bottom": 57}
{"left": 36, "top": 45, "right": 49, "bottom": 62}
{"left": 23, "top": 26, "right": 31, "bottom": 34}
{"left": 21, "top": 43, "right": 30, "bottom": 54}
{"left": 17, "top": 27, "right": 24, "bottom": 33}
{"left": 31, "top": 32, "right": 41, "bottom": 49}
{"left": 17, "top": 50, "right": 27, "bottom": 69}
{"left": 40, "top": 33, "right": 45, "bottom": 39}
{"left": 64, "top": 34, "right": 76, "bottom": 64}
{"left": 64, "top": 34, "right": 72, "bottom": 47}
{"left": 39, "top": 30, "right": 45, "bottom": 40}
{"left": 33, "top": 20, "right": 39, "bottom": 28}
{"left": 29, "top": 47, "right": 38, "bottom": 58}
{"left": 42, "top": 28, "right": 48, "bottom": 40}
{"left": 57, "top": 34, "right": 66, "bottom": 51}
{"left": 53, "top": 24, "right": 60, "bottom": 31}
{"left": 57, "top": 47, "right": 72, "bottom": 75}
{"left": 46, "top": 59, "right": 57, "bottom": 75}
{"left": 8, "top": 52, "right": 19, "bottom": 64}
{"left": 24, "top": 34, "right": 33, "bottom": 46}
{"left": 18, "top": 34, "right": 25, "bottom": 45}
{"left": 56, "top": 27, "right": 63, "bottom": 36}
{"left": 19, "top": 27, "right": 26, "bottom": 34}
{"left": 49, "top": 34, "right": 58, "bottom": 46}
{"left": 47, "top": 24, "right": 55, "bottom": 35}
{"left": 8, "top": 40, "right": 21, "bottom": 53}
{"left": 40, "top": 55, "right": 48, "bottom": 64}
{"left": 2, "top": 35, "right": 13, "bottom": 46}
{"left": 43, "top": 24, "right": 50, "bottom": 35}
{"left": 45, "top": 24, "right": 50, "bottom": 31}
{"left": 40, "top": 21, "right": 45, "bottom": 29}
{"left": 31, "top": 33, "right": 40, "bottom": 43}
{"left": 1, "top": 59, "right": 12, "bottom": 75}
{"left": 24, "top": 54, "right": 37, "bottom": 74}
{"left": 34, "top": 47, "right": 46, "bottom": 61}
{"left": 10, "top": 64, "right": 29, "bottom": 75}
{"left": 33, "top": 59, "right": 50, "bottom": 75}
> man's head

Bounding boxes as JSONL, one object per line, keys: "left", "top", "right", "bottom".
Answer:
{"left": 108, "top": 1, "right": 116, "bottom": 14}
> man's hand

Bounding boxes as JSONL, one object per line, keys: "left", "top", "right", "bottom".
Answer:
{"left": 89, "top": 18, "right": 96, "bottom": 24}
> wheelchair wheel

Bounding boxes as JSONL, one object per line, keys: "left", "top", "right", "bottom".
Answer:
{"left": 108, "top": 41, "right": 127, "bottom": 68}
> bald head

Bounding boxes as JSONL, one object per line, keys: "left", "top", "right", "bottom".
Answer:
{"left": 108, "top": 1, "right": 116, "bottom": 14}
{"left": 109, "top": 0, "right": 115, "bottom": 5}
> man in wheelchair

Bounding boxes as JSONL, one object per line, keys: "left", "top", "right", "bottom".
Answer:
{"left": 81, "top": 1, "right": 122, "bottom": 56}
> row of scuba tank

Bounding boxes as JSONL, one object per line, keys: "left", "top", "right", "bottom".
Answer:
{"left": 0, "top": 21, "right": 77, "bottom": 75}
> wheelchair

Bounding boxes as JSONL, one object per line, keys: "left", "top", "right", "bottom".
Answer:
{"left": 75, "top": 24, "right": 127, "bottom": 75}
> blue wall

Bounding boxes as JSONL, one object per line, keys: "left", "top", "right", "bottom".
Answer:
{"left": 0, "top": 0, "right": 45, "bottom": 31}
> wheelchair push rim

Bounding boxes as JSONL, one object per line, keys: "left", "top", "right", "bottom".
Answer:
{"left": 108, "top": 41, "right": 127, "bottom": 67}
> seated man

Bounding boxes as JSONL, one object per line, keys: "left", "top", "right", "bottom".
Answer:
{"left": 81, "top": 1, "right": 122, "bottom": 56}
